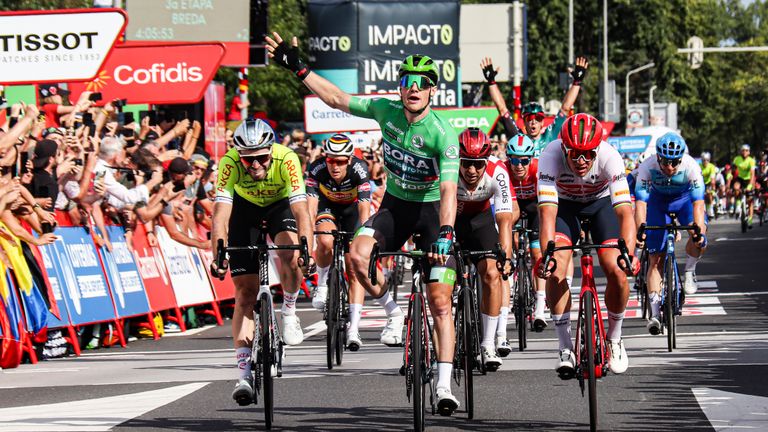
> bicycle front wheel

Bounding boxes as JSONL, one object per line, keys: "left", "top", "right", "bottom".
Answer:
{"left": 410, "top": 294, "right": 426, "bottom": 431}
{"left": 259, "top": 299, "right": 274, "bottom": 429}
{"left": 664, "top": 257, "right": 675, "bottom": 353}
{"left": 515, "top": 266, "right": 529, "bottom": 351}
{"left": 460, "top": 287, "right": 474, "bottom": 419}
{"left": 326, "top": 269, "right": 340, "bottom": 370}
{"left": 336, "top": 273, "right": 347, "bottom": 366}
{"left": 582, "top": 290, "right": 598, "bottom": 432}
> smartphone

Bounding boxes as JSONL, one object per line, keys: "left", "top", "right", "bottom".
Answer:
{"left": 73, "top": 158, "right": 83, "bottom": 166}
{"left": 123, "top": 112, "right": 135, "bottom": 125}
{"left": 88, "top": 92, "right": 102, "bottom": 102}
{"left": 175, "top": 110, "right": 189, "bottom": 122}
{"left": 41, "top": 222, "right": 54, "bottom": 234}
{"left": 82, "top": 112, "right": 93, "bottom": 124}
{"left": 139, "top": 110, "right": 157, "bottom": 126}
{"left": 173, "top": 181, "right": 186, "bottom": 192}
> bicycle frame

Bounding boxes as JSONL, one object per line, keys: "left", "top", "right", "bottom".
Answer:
{"left": 572, "top": 251, "right": 609, "bottom": 380}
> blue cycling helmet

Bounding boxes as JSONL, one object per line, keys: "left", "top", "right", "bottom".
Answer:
{"left": 506, "top": 133, "right": 535, "bottom": 157}
{"left": 656, "top": 132, "right": 687, "bottom": 159}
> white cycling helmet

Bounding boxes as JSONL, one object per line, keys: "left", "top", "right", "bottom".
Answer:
{"left": 323, "top": 133, "right": 354, "bottom": 157}
{"left": 232, "top": 119, "right": 276, "bottom": 151}
{"left": 701, "top": 151, "right": 711, "bottom": 161}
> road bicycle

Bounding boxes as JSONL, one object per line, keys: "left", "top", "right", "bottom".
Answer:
{"left": 387, "top": 253, "right": 408, "bottom": 301}
{"left": 216, "top": 228, "right": 309, "bottom": 430}
{"left": 315, "top": 230, "right": 355, "bottom": 369}
{"left": 369, "top": 245, "right": 436, "bottom": 431}
{"left": 512, "top": 217, "right": 537, "bottom": 351}
{"left": 451, "top": 242, "right": 505, "bottom": 419}
{"left": 541, "top": 238, "right": 632, "bottom": 432}
{"left": 637, "top": 219, "right": 702, "bottom": 352}
{"left": 633, "top": 247, "right": 651, "bottom": 320}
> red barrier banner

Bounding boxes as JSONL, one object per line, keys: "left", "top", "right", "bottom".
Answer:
{"left": 197, "top": 249, "right": 234, "bottom": 301}
{"left": 131, "top": 224, "right": 177, "bottom": 313}
{"left": 68, "top": 42, "right": 226, "bottom": 105}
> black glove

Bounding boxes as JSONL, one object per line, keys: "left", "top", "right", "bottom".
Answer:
{"left": 271, "top": 40, "right": 311, "bottom": 80}
{"left": 570, "top": 63, "right": 587, "bottom": 85}
{"left": 482, "top": 64, "right": 498, "bottom": 85}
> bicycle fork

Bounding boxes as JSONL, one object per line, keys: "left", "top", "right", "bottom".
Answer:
{"left": 574, "top": 255, "right": 608, "bottom": 382}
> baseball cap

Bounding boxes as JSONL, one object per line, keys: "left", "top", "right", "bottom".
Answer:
{"left": 189, "top": 154, "right": 209, "bottom": 169}
{"left": 741, "top": 144, "right": 751, "bottom": 151}
{"left": 32, "top": 139, "right": 58, "bottom": 169}
{"left": 42, "top": 127, "right": 66, "bottom": 139}
{"left": 38, "top": 84, "right": 70, "bottom": 98}
{"left": 168, "top": 157, "right": 191, "bottom": 175}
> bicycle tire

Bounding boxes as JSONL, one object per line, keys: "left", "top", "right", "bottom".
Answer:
{"left": 741, "top": 198, "right": 748, "bottom": 233}
{"left": 664, "top": 257, "right": 675, "bottom": 353}
{"left": 326, "top": 269, "right": 339, "bottom": 370}
{"left": 411, "top": 294, "right": 426, "bottom": 432}
{"left": 259, "top": 298, "right": 274, "bottom": 429}
{"left": 516, "top": 266, "right": 530, "bottom": 351}
{"left": 460, "top": 287, "right": 474, "bottom": 419}
{"left": 470, "top": 274, "right": 486, "bottom": 375}
{"left": 582, "top": 290, "right": 598, "bottom": 432}
{"left": 336, "top": 272, "right": 347, "bottom": 366}
{"left": 388, "top": 264, "right": 399, "bottom": 303}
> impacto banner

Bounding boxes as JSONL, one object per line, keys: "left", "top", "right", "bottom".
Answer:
{"left": 357, "top": 0, "right": 460, "bottom": 107}
{"left": 307, "top": 1, "right": 358, "bottom": 70}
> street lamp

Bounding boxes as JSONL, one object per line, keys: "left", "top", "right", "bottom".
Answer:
{"left": 625, "top": 62, "right": 655, "bottom": 123}
{"left": 649, "top": 85, "right": 657, "bottom": 124}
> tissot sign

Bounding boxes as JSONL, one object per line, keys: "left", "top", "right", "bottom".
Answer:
{"left": 0, "top": 9, "right": 126, "bottom": 84}
{"left": 68, "top": 43, "right": 226, "bottom": 105}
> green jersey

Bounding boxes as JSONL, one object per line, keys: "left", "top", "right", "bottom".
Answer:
{"left": 733, "top": 155, "right": 756, "bottom": 181}
{"left": 700, "top": 162, "right": 716, "bottom": 185}
{"left": 349, "top": 97, "right": 459, "bottom": 202}
{"left": 532, "top": 111, "right": 567, "bottom": 157}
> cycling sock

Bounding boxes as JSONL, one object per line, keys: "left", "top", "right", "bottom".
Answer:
{"left": 607, "top": 311, "right": 625, "bottom": 342}
{"left": 375, "top": 291, "right": 402, "bottom": 317}
{"left": 649, "top": 292, "right": 661, "bottom": 318}
{"left": 282, "top": 291, "right": 299, "bottom": 316}
{"left": 316, "top": 265, "right": 330, "bottom": 288}
{"left": 552, "top": 314, "right": 573, "bottom": 351}
{"left": 236, "top": 347, "right": 252, "bottom": 380}
{"left": 481, "top": 314, "right": 498, "bottom": 348}
{"left": 685, "top": 255, "right": 700, "bottom": 273}
{"left": 348, "top": 303, "right": 362, "bottom": 334}
{"left": 436, "top": 361, "right": 453, "bottom": 390}
{"left": 566, "top": 276, "right": 573, "bottom": 290}
{"left": 535, "top": 291, "right": 546, "bottom": 317}
{"left": 496, "top": 306, "right": 509, "bottom": 337}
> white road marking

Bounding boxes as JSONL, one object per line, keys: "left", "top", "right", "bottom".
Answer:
{"left": 693, "top": 387, "right": 768, "bottom": 431}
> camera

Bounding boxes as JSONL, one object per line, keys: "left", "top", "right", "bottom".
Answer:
{"left": 73, "top": 158, "right": 83, "bottom": 166}
{"left": 88, "top": 92, "right": 102, "bottom": 102}
{"left": 112, "top": 98, "right": 127, "bottom": 109}
{"left": 41, "top": 222, "right": 54, "bottom": 234}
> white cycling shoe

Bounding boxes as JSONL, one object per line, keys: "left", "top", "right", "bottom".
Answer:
{"left": 482, "top": 345, "right": 503, "bottom": 371}
{"left": 380, "top": 315, "right": 404, "bottom": 346}
{"left": 556, "top": 348, "right": 576, "bottom": 380}
{"left": 496, "top": 336, "right": 511, "bottom": 358}
{"left": 608, "top": 339, "right": 629, "bottom": 374}
{"left": 347, "top": 331, "right": 362, "bottom": 351}
{"left": 232, "top": 377, "right": 254, "bottom": 406}
{"left": 312, "top": 285, "right": 328, "bottom": 311}
{"left": 436, "top": 387, "right": 459, "bottom": 416}
{"left": 684, "top": 272, "right": 698, "bottom": 295}
{"left": 282, "top": 314, "right": 304, "bottom": 346}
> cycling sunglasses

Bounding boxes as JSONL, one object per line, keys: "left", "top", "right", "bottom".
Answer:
{"left": 523, "top": 113, "right": 546, "bottom": 122}
{"left": 460, "top": 158, "right": 487, "bottom": 170}
{"left": 241, "top": 153, "right": 271, "bottom": 168}
{"left": 658, "top": 156, "right": 682, "bottom": 167}
{"left": 509, "top": 157, "right": 532, "bottom": 166}
{"left": 326, "top": 157, "right": 350, "bottom": 166}
{"left": 566, "top": 148, "right": 598, "bottom": 163}
{"left": 399, "top": 74, "right": 434, "bottom": 90}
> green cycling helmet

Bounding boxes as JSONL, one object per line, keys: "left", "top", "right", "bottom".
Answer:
{"left": 399, "top": 54, "right": 439, "bottom": 85}
{"left": 521, "top": 102, "right": 544, "bottom": 116}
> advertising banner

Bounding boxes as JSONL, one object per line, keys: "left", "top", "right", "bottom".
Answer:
{"left": 49, "top": 228, "right": 116, "bottom": 326}
{"left": 204, "top": 82, "right": 227, "bottom": 160}
{"left": 197, "top": 249, "right": 235, "bottom": 301}
{"left": 608, "top": 135, "right": 653, "bottom": 154}
{"left": 68, "top": 43, "right": 226, "bottom": 105}
{"left": 435, "top": 107, "right": 499, "bottom": 135}
{"left": 0, "top": 9, "right": 126, "bottom": 84}
{"left": 132, "top": 224, "right": 177, "bottom": 313}
{"left": 125, "top": 0, "right": 250, "bottom": 65}
{"left": 37, "top": 243, "right": 71, "bottom": 329}
{"left": 155, "top": 227, "right": 214, "bottom": 307}
{"left": 98, "top": 226, "right": 151, "bottom": 319}
{"left": 307, "top": 1, "right": 358, "bottom": 70}
{"left": 357, "top": 0, "right": 460, "bottom": 107}
{"left": 304, "top": 93, "right": 398, "bottom": 134}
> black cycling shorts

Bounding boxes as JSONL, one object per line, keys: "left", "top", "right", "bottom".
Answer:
{"left": 554, "top": 197, "right": 621, "bottom": 246}
{"left": 228, "top": 194, "right": 297, "bottom": 277}
{"left": 518, "top": 198, "right": 540, "bottom": 244}
{"left": 732, "top": 176, "right": 752, "bottom": 190}
{"left": 316, "top": 198, "right": 360, "bottom": 233}
{"left": 455, "top": 209, "right": 498, "bottom": 262}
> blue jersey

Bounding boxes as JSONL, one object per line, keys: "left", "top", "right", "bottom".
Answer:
{"left": 634, "top": 154, "right": 705, "bottom": 202}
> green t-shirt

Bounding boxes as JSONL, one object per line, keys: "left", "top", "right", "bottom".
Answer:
{"left": 700, "top": 162, "right": 716, "bottom": 185}
{"left": 532, "top": 111, "right": 567, "bottom": 157}
{"left": 348, "top": 97, "right": 459, "bottom": 202}
{"left": 733, "top": 155, "right": 756, "bottom": 181}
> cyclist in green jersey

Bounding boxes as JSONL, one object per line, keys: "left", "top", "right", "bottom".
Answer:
{"left": 210, "top": 119, "right": 315, "bottom": 405}
{"left": 481, "top": 56, "right": 589, "bottom": 156}
{"left": 730, "top": 144, "right": 757, "bottom": 226}
{"left": 700, "top": 152, "right": 717, "bottom": 218}
{"left": 266, "top": 32, "right": 463, "bottom": 415}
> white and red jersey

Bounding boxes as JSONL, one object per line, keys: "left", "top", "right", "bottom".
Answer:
{"left": 507, "top": 158, "right": 539, "bottom": 201}
{"left": 537, "top": 140, "right": 631, "bottom": 206}
{"left": 457, "top": 156, "right": 516, "bottom": 216}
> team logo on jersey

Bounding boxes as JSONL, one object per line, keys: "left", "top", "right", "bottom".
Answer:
{"left": 411, "top": 135, "right": 425, "bottom": 149}
{"left": 444, "top": 145, "right": 459, "bottom": 159}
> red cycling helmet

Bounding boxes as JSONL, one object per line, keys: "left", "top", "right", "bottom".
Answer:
{"left": 559, "top": 113, "right": 604, "bottom": 151}
{"left": 459, "top": 127, "right": 492, "bottom": 159}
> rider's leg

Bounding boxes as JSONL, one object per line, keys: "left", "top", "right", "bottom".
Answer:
{"left": 646, "top": 254, "right": 664, "bottom": 319}
{"left": 478, "top": 258, "right": 501, "bottom": 350}
{"left": 312, "top": 218, "right": 337, "bottom": 310}
{"left": 232, "top": 274, "right": 259, "bottom": 379}
{"left": 345, "top": 253, "right": 364, "bottom": 337}
{"left": 547, "top": 247, "right": 573, "bottom": 352}
{"left": 426, "top": 267, "right": 457, "bottom": 392}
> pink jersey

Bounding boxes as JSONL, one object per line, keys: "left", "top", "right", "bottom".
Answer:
{"left": 457, "top": 156, "right": 516, "bottom": 215}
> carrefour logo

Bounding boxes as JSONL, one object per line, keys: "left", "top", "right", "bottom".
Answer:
{"left": 368, "top": 24, "right": 454, "bottom": 46}
{"left": 309, "top": 36, "right": 352, "bottom": 52}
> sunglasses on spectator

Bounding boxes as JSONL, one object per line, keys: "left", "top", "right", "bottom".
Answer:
{"left": 565, "top": 147, "right": 598, "bottom": 163}
{"left": 241, "top": 153, "right": 271, "bottom": 168}
{"left": 326, "top": 157, "right": 350, "bottom": 166}
{"left": 658, "top": 156, "right": 682, "bottom": 167}
{"left": 508, "top": 157, "right": 532, "bottom": 166}
{"left": 399, "top": 74, "right": 434, "bottom": 90}
{"left": 460, "top": 158, "right": 487, "bottom": 170}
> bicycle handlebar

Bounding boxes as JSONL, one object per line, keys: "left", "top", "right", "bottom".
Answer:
{"left": 541, "top": 238, "right": 632, "bottom": 275}
{"left": 215, "top": 236, "right": 310, "bottom": 279}
{"left": 637, "top": 222, "right": 702, "bottom": 244}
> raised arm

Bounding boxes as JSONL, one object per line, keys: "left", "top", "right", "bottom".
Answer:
{"left": 560, "top": 57, "right": 589, "bottom": 114}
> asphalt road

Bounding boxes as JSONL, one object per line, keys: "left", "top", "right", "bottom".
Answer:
{"left": 1, "top": 217, "right": 767, "bottom": 431}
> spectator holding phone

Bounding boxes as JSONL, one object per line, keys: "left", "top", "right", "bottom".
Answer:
{"left": 38, "top": 85, "right": 93, "bottom": 128}
{"left": 95, "top": 136, "right": 163, "bottom": 207}
{"left": 28, "top": 139, "right": 59, "bottom": 211}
